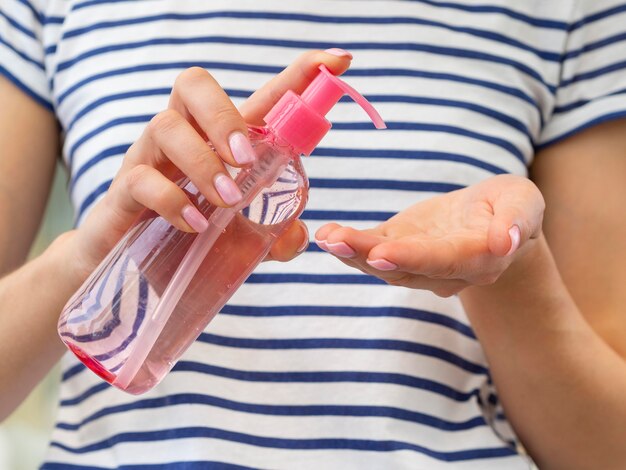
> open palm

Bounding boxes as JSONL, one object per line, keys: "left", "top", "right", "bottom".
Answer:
{"left": 315, "top": 174, "right": 545, "bottom": 297}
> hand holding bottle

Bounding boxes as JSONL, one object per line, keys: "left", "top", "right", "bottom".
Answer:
{"left": 65, "top": 50, "right": 353, "bottom": 282}
{"left": 315, "top": 174, "right": 545, "bottom": 297}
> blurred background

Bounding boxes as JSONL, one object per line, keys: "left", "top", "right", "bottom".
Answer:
{"left": 0, "top": 162, "right": 73, "bottom": 470}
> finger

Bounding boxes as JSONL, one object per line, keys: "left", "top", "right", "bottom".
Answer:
{"left": 107, "top": 164, "right": 207, "bottom": 233}
{"left": 240, "top": 49, "right": 353, "bottom": 125}
{"left": 486, "top": 177, "right": 545, "bottom": 257}
{"left": 169, "top": 67, "right": 256, "bottom": 167}
{"left": 134, "top": 109, "right": 243, "bottom": 207}
{"left": 322, "top": 225, "right": 385, "bottom": 259}
{"left": 366, "top": 236, "right": 470, "bottom": 279}
{"left": 267, "top": 219, "right": 309, "bottom": 262}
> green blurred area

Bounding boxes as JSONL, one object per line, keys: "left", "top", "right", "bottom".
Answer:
{"left": 0, "top": 162, "right": 73, "bottom": 470}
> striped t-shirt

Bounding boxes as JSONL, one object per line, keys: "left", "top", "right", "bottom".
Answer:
{"left": 3, "top": 1, "right": 626, "bottom": 468}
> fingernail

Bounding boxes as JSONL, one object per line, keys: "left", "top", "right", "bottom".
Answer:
{"left": 297, "top": 238, "right": 309, "bottom": 254}
{"left": 315, "top": 238, "right": 329, "bottom": 251}
{"left": 229, "top": 132, "right": 256, "bottom": 165}
{"left": 326, "top": 241, "right": 356, "bottom": 258}
{"left": 214, "top": 173, "right": 243, "bottom": 205}
{"left": 181, "top": 205, "right": 209, "bottom": 232}
{"left": 367, "top": 258, "right": 398, "bottom": 271}
{"left": 325, "top": 48, "right": 353, "bottom": 59}
{"left": 506, "top": 225, "right": 521, "bottom": 256}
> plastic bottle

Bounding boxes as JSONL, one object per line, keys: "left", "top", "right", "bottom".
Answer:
{"left": 58, "top": 65, "right": 386, "bottom": 394}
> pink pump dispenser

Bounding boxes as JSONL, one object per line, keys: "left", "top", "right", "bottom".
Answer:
{"left": 58, "top": 64, "right": 385, "bottom": 394}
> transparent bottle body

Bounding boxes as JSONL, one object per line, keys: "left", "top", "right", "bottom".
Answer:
{"left": 58, "top": 129, "right": 308, "bottom": 394}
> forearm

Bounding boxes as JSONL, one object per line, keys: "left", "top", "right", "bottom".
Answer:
{"left": 460, "top": 234, "right": 626, "bottom": 469}
{"left": 0, "top": 231, "right": 84, "bottom": 420}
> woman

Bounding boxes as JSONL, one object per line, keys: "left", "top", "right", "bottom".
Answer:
{"left": 1, "top": 1, "right": 625, "bottom": 468}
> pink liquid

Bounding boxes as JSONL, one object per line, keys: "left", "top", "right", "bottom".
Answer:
{"left": 59, "top": 134, "right": 307, "bottom": 394}
{"left": 121, "top": 212, "right": 286, "bottom": 394}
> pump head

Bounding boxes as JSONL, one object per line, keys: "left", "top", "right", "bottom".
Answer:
{"left": 264, "top": 65, "right": 386, "bottom": 156}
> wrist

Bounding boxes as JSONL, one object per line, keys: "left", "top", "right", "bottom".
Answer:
{"left": 44, "top": 229, "right": 94, "bottom": 292}
{"left": 460, "top": 232, "right": 584, "bottom": 335}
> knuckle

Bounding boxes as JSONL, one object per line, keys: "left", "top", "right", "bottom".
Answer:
{"left": 210, "top": 104, "right": 242, "bottom": 126}
{"left": 125, "top": 164, "right": 151, "bottom": 191}
{"left": 175, "top": 66, "right": 210, "bottom": 88}
{"left": 385, "top": 273, "right": 410, "bottom": 287}
{"left": 148, "top": 109, "right": 182, "bottom": 135}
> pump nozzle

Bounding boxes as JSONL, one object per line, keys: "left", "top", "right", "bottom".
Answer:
{"left": 264, "top": 64, "right": 386, "bottom": 156}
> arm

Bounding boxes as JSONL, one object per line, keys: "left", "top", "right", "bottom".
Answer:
{"left": 0, "top": 77, "right": 59, "bottom": 274}
{"left": 460, "top": 119, "right": 626, "bottom": 469}
{"left": 0, "top": 50, "right": 347, "bottom": 420}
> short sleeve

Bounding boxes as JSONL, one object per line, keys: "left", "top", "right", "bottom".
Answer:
{"left": 0, "top": 0, "right": 52, "bottom": 110}
{"left": 539, "top": 0, "right": 626, "bottom": 147}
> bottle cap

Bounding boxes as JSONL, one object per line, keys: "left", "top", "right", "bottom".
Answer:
{"left": 264, "top": 65, "right": 386, "bottom": 156}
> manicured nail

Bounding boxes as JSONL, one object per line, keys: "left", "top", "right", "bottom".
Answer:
{"left": 326, "top": 241, "right": 356, "bottom": 258}
{"left": 182, "top": 205, "right": 209, "bottom": 233}
{"left": 367, "top": 258, "right": 398, "bottom": 271}
{"left": 315, "top": 238, "right": 329, "bottom": 251}
{"left": 324, "top": 48, "right": 353, "bottom": 59}
{"left": 214, "top": 173, "right": 243, "bottom": 205}
{"left": 506, "top": 225, "right": 521, "bottom": 256}
{"left": 229, "top": 132, "right": 256, "bottom": 165}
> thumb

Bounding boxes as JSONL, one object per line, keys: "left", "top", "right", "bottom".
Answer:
{"left": 487, "top": 180, "right": 545, "bottom": 257}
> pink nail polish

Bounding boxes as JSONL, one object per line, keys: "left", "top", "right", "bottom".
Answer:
{"left": 214, "top": 173, "right": 243, "bottom": 205}
{"left": 367, "top": 258, "right": 398, "bottom": 271}
{"left": 326, "top": 241, "right": 356, "bottom": 258}
{"left": 229, "top": 132, "right": 256, "bottom": 165}
{"left": 181, "top": 205, "right": 209, "bottom": 233}
{"left": 315, "top": 238, "right": 329, "bottom": 251}
{"left": 506, "top": 225, "right": 521, "bottom": 256}
{"left": 324, "top": 48, "right": 353, "bottom": 59}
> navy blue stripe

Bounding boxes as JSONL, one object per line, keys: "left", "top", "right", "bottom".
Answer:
{"left": 0, "top": 65, "right": 52, "bottom": 110}
{"left": 312, "top": 148, "right": 509, "bottom": 174}
{"left": 55, "top": 393, "right": 486, "bottom": 432}
{"left": 68, "top": 114, "right": 149, "bottom": 166}
{"left": 42, "top": 462, "right": 255, "bottom": 470}
{"left": 53, "top": 36, "right": 556, "bottom": 94}
{"left": 59, "top": 11, "right": 559, "bottom": 62}
{"left": 56, "top": 61, "right": 541, "bottom": 115}
{"left": 67, "top": 116, "right": 524, "bottom": 169}
{"left": 60, "top": 382, "right": 110, "bottom": 406}
{"left": 62, "top": 362, "right": 87, "bottom": 381}
{"left": 309, "top": 178, "right": 462, "bottom": 192}
{"left": 538, "top": 110, "right": 626, "bottom": 149}
{"left": 42, "top": 16, "right": 65, "bottom": 25}
{"left": 0, "top": 10, "right": 37, "bottom": 39}
{"left": 60, "top": 361, "right": 479, "bottom": 406}
{"left": 563, "top": 31, "right": 626, "bottom": 62}
{"left": 568, "top": 3, "right": 626, "bottom": 33}
{"left": 407, "top": 0, "right": 568, "bottom": 30}
{"left": 369, "top": 94, "right": 531, "bottom": 136}
{"left": 0, "top": 36, "right": 45, "bottom": 70}
{"left": 220, "top": 304, "right": 476, "bottom": 339}
{"left": 76, "top": 180, "right": 111, "bottom": 223}
{"left": 198, "top": 334, "right": 487, "bottom": 374}
{"left": 70, "top": 144, "right": 128, "bottom": 192}
{"left": 245, "top": 273, "right": 386, "bottom": 285}
{"left": 553, "top": 87, "right": 626, "bottom": 115}
{"left": 70, "top": 0, "right": 568, "bottom": 31}
{"left": 561, "top": 58, "right": 626, "bottom": 88}
{"left": 341, "top": 122, "right": 526, "bottom": 163}
{"left": 49, "top": 425, "right": 516, "bottom": 460}
{"left": 15, "top": 0, "right": 44, "bottom": 24}
{"left": 68, "top": 143, "right": 508, "bottom": 199}
{"left": 66, "top": 87, "right": 171, "bottom": 133}
{"left": 64, "top": 88, "right": 529, "bottom": 138}
{"left": 174, "top": 361, "right": 478, "bottom": 402}
{"left": 61, "top": 303, "right": 476, "bottom": 383}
